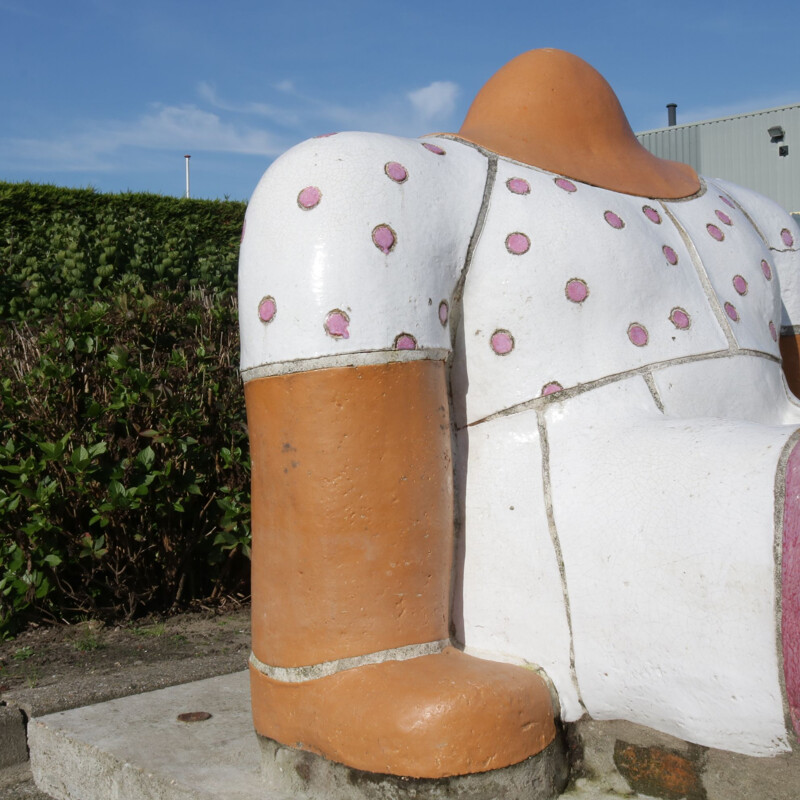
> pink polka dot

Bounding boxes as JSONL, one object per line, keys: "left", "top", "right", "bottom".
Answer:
{"left": 385, "top": 162, "right": 408, "bottom": 183}
{"left": 541, "top": 381, "right": 563, "bottom": 396}
{"left": 762, "top": 259, "right": 773, "bottom": 280}
{"left": 297, "top": 186, "right": 321, "bottom": 210}
{"left": 490, "top": 329, "right": 514, "bottom": 355}
{"left": 715, "top": 209, "right": 732, "bottom": 226}
{"left": 642, "top": 205, "right": 662, "bottom": 224}
{"left": 720, "top": 194, "right": 735, "bottom": 208}
{"left": 604, "top": 210, "right": 625, "bottom": 229}
{"left": 422, "top": 142, "right": 446, "bottom": 155}
{"left": 325, "top": 309, "right": 350, "bottom": 339}
{"left": 258, "top": 296, "right": 276, "bottom": 324}
{"left": 372, "top": 224, "right": 396, "bottom": 254}
{"left": 565, "top": 278, "right": 589, "bottom": 303}
{"left": 554, "top": 177, "right": 577, "bottom": 193}
{"left": 394, "top": 333, "right": 417, "bottom": 350}
{"left": 724, "top": 302, "right": 739, "bottom": 322}
{"left": 627, "top": 323, "right": 648, "bottom": 347}
{"left": 314, "top": 132, "right": 337, "bottom": 138}
{"left": 669, "top": 307, "right": 690, "bottom": 330}
{"left": 438, "top": 301, "right": 449, "bottom": 326}
{"left": 707, "top": 223, "right": 724, "bottom": 241}
{"left": 770, "top": 321, "right": 778, "bottom": 342}
{"left": 782, "top": 228, "right": 796, "bottom": 247}
{"left": 663, "top": 245, "right": 679, "bottom": 265}
{"left": 507, "top": 177, "right": 531, "bottom": 195}
{"left": 732, "top": 274, "right": 748, "bottom": 295}
{"left": 506, "top": 232, "right": 530, "bottom": 255}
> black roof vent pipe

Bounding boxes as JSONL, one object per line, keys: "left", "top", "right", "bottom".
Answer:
{"left": 667, "top": 103, "right": 677, "bottom": 127}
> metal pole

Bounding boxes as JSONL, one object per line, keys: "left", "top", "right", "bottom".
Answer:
{"left": 185, "top": 155, "right": 191, "bottom": 198}
{"left": 667, "top": 104, "right": 677, "bottom": 127}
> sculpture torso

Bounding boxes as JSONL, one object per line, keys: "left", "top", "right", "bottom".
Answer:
{"left": 453, "top": 143, "right": 785, "bottom": 424}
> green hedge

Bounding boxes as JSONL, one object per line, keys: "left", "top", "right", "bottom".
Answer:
{"left": 0, "top": 181, "right": 245, "bottom": 320}
{"left": 0, "top": 183, "right": 250, "bottom": 636}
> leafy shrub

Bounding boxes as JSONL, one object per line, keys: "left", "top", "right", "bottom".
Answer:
{"left": 0, "top": 183, "right": 250, "bottom": 636}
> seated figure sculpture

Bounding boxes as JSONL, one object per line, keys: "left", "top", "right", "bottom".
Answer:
{"left": 239, "top": 49, "right": 800, "bottom": 797}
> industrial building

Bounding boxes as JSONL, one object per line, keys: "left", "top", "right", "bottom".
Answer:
{"left": 637, "top": 103, "right": 800, "bottom": 218}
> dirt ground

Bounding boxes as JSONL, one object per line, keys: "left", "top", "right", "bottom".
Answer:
{"left": 0, "top": 602, "right": 252, "bottom": 716}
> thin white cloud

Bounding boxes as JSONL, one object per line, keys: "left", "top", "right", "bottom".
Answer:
{"left": 408, "top": 81, "right": 459, "bottom": 123}
{"left": 1, "top": 78, "right": 464, "bottom": 176}
{"left": 197, "top": 82, "right": 301, "bottom": 128}
{"left": 196, "top": 80, "right": 370, "bottom": 134}
{"left": 252, "top": 78, "right": 464, "bottom": 137}
{"left": 4, "top": 104, "right": 285, "bottom": 173}
{"left": 130, "top": 105, "right": 282, "bottom": 154}
{"left": 5, "top": 136, "right": 113, "bottom": 172}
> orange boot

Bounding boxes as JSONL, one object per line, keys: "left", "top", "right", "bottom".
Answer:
{"left": 245, "top": 359, "right": 563, "bottom": 791}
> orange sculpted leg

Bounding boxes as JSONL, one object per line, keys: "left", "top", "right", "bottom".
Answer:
{"left": 246, "top": 360, "right": 557, "bottom": 779}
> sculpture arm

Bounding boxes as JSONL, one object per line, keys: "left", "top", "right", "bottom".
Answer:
{"left": 238, "top": 131, "right": 488, "bottom": 664}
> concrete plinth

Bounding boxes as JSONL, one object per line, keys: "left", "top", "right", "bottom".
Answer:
{"left": 28, "top": 671, "right": 271, "bottom": 800}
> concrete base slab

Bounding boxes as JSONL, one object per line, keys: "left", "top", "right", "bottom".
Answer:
{"left": 33, "top": 668, "right": 799, "bottom": 800}
{"left": 27, "top": 671, "right": 277, "bottom": 800}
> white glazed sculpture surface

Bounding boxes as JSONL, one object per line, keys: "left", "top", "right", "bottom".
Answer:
{"left": 239, "top": 128, "right": 800, "bottom": 757}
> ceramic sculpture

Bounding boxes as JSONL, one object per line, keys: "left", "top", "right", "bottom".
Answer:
{"left": 238, "top": 49, "right": 800, "bottom": 797}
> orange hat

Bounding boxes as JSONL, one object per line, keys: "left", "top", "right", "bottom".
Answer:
{"left": 454, "top": 49, "right": 699, "bottom": 199}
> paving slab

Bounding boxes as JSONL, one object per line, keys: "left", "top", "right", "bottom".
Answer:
{"left": 27, "top": 671, "right": 285, "bottom": 800}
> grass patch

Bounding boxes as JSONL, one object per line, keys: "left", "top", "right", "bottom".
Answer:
{"left": 73, "top": 629, "right": 104, "bottom": 652}
{"left": 24, "top": 665, "right": 39, "bottom": 688}
{"left": 12, "top": 646, "right": 33, "bottom": 661}
{"left": 131, "top": 622, "right": 166, "bottom": 638}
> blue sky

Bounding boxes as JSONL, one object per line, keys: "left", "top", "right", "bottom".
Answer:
{"left": 1, "top": 0, "right": 797, "bottom": 201}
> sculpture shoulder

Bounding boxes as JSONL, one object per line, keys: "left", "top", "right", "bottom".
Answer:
{"left": 238, "top": 133, "right": 488, "bottom": 374}
{"left": 242, "top": 132, "right": 488, "bottom": 251}
{"left": 711, "top": 178, "right": 799, "bottom": 252}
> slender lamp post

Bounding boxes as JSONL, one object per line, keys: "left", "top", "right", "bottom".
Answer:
{"left": 184, "top": 155, "right": 191, "bottom": 198}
